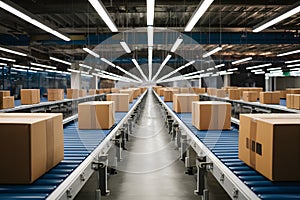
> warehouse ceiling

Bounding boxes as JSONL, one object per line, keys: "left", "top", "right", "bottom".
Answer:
{"left": 0, "top": 0, "right": 299, "bottom": 77}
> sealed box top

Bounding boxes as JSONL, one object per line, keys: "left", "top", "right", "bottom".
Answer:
{"left": 79, "top": 101, "right": 114, "bottom": 106}
{"left": 192, "top": 101, "right": 231, "bottom": 105}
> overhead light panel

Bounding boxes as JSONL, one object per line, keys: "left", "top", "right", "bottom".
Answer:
{"left": 83, "top": 47, "right": 99, "bottom": 58}
{"left": 158, "top": 60, "right": 195, "bottom": 82}
{"left": 0, "top": 57, "right": 16, "bottom": 62}
{"left": 50, "top": 57, "right": 71, "bottom": 65}
{"left": 12, "top": 64, "right": 29, "bottom": 69}
{"left": 253, "top": 5, "right": 300, "bottom": 32}
{"left": 227, "top": 68, "right": 238, "bottom": 72}
{"left": 203, "top": 46, "right": 222, "bottom": 58}
{"left": 255, "top": 71, "right": 265, "bottom": 74}
{"left": 67, "top": 68, "right": 80, "bottom": 73}
{"left": 148, "top": 47, "right": 153, "bottom": 80}
{"left": 251, "top": 69, "right": 263, "bottom": 73}
{"left": 246, "top": 63, "right": 272, "bottom": 70}
{"left": 206, "top": 67, "right": 214, "bottom": 71}
{"left": 184, "top": 0, "right": 214, "bottom": 32}
{"left": 170, "top": 37, "right": 183, "bottom": 52}
{"left": 267, "top": 67, "right": 281, "bottom": 71}
{"left": 0, "top": 1, "right": 70, "bottom": 41}
{"left": 101, "top": 57, "right": 115, "bottom": 67}
{"left": 232, "top": 57, "right": 252, "bottom": 65}
{"left": 287, "top": 63, "right": 300, "bottom": 68}
{"left": 120, "top": 41, "right": 131, "bottom": 53}
{"left": 30, "top": 62, "right": 56, "bottom": 69}
{"left": 115, "top": 65, "right": 143, "bottom": 82}
{"left": 152, "top": 54, "right": 172, "bottom": 81}
{"left": 147, "top": 26, "right": 154, "bottom": 47}
{"left": 277, "top": 49, "right": 300, "bottom": 57}
{"left": 30, "top": 67, "right": 44, "bottom": 71}
{"left": 88, "top": 0, "right": 118, "bottom": 32}
{"left": 185, "top": 60, "right": 196, "bottom": 67}
{"left": 290, "top": 68, "right": 300, "bottom": 71}
{"left": 285, "top": 59, "right": 300, "bottom": 64}
{"left": 132, "top": 58, "right": 148, "bottom": 81}
{"left": 147, "top": 0, "right": 155, "bottom": 26}
{"left": 215, "top": 63, "right": 225, "bottom": 68}
{"left": 79, "top": 63, "right": 92, "bottom": 69}
{"left": 0, "top": 47, "right": 27, "bottom": 57}
{"left": 182, "top": 70, "right": 204, "bottom": 77}
{"left": 0, "top": 63, "right": 7, "bottom": 66}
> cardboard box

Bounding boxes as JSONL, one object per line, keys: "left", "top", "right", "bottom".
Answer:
{"left": 79, "top": 89, "right": 87, "bottom": 97}
{"left": 67, "top": 89, "right": 79, "bottom": 99}
{"left": 120, "top": 89, "right": 134, "bottom": 103}
{"left": 287, "top": 88, "right": 300, "bottom": 94}
{"left": 140, "top": 87, "right": 147, "bottom": 93}
{"left": 216, "top": 89, "right": 226, "bottom": 98}
{"left": 111, "top": 88, "right": 120, "bottom": 93}
{"left": 293, "top": 95, "right": 300, "bottom": 110}
{"left": 239, "top": 114, "right": 300, "bottom": 181}
{"left": 0, "top": 96, "right": 14, "bottom": 109}
{"left": 278, "top": 90, "right": 287, "bottom": 99}
{"left": 179, "top": 88, "right": 190, "bottom": 94}
{"left": 192, "top": 88, "right": 206, "bottom": 94}
{"left": 157, "top": 88, "right": 165, "bottom": 96}
{"left": 259, "top": 92, "right": 280, "bottom": 104}
{"left": 96, "top": 89, "right": 105, "bottom": 94}
{"left": 0, "top": 113, "right": 63, "bottom": 184}
{"left": 228, "top": 89, "right": 240, "bottom": 100}
{"left": 172, "top": 94, "right": 199, "bottom": 113}
{"left": 107, "top": 93, "right": 129, "bottom": 112}
{"left": 104, "top": 88, "right": 111, "bottom": 93}
{"left": 153, "top": 86, "right": 162, "bottom": 93}
{"left": 21, "top": 89, "right": 40, "bottom": 105}
{"left": 192, "top": 101, "right": 231, "bottom": 130}
{"left": 286, "top": 94, "right": 294, "bottom": 109}
{"left": 132, "top": 88, "right": 139, "bottom": 99}
{"left": 88, "top": 89, "right": 97, "bottom": 96}
{"left": 47, "top": 89, "right": 64, "bottom": 101}
{"left": 243, "top": 91, "right": 258, "bottom": 102}
{"left": 163, "top": 89, "right": 179, "bottom": 102}
{"left": 0, "top": 90, "right": 10, "bottom": 98}
{"left": 78, "top": 101, "right": 115, "bottom": 129}
{"left": 207, "top": 88, "right": 217, "bottom": 96}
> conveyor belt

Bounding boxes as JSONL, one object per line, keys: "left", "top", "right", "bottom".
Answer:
{"left": 0, "top": 95, "right": 143, "bottom": 200}
{"left": 160, "top": 96, "right": 300, "bottom": 200}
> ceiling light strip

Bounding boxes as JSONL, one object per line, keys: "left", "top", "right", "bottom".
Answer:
{"left": 101, "top": 57, "right": 116, "bottom": 67}
{"left": 277, "top": 49, "right": 300, "bottom": 57}
{"left": 232, "top": 57, "right": 252, "bottom": 65}
{"left": 170, "top": 37, "right": 183, "bottom": 52}
{"left": 246, "top": 63, "right": 272, "bottom": 70}
{"left": 83, "top": 47, "right": 100, "bottom": 58}
{"left": 120, "top": 41, "right": 131, "bottom": 53}
{"left": 147, "top": 0, "right": 155, "bottom": 26}
{"left": 50, "top": 56, "right": 71, "bottom": 65}
{"left": 0, "top": 47, "right": 27, "bottom": 57}
{"left": 203, "top": 46, "right": 222, "bottom": 58}
{"left": 152, "top": 54, "right": 172, "bottom": 81}
{"left": 30, "top": 62, "right": 56, "bottom": 69}
{"left": 0, "top": 56, "right": 16, "bottom": 62}
{"left": 132, "top": 58, "right": 148, "bottom": 81}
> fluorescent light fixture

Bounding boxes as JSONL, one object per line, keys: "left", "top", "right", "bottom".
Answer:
{"left": 147, "top": 0, "right": 155, "bottom": 26}
{"left": 185, "top": 60, "right": 196, "bottom": 67}
{"left": 270, "top": 70, "right": 283, "bottom": 73}
{"left": 232, "top": 57, "right": 252, "bottom": 65}
{"left": 290, "top": 68, "right": 300, "bottom": 71}
{"left": 50, "top": 56, "right": 71, "bottom": 65}
{"left": 0, "top": 63, "right": 6, "bottom": 66}
{"left": 81, "top": 71, "right": 90, "bottom": 75}
{"left": 267, "top": 67, "right": 281, "bottom": 71}
{"left": 83, "top": 47, "right": 99, "bottom": 58}
{"left": 115, "top": 65, "right": 143, "bottom": 82}
{"left": 215, "top": 63, "right": 225, "bottom": 68}
{"left": 30, "top": 62, "right": 56, "bottom": 69}
{"left": 67, "top": 68, "right": 80, "bottom": 73}
{"left": 94, "top": 68, "right": 101, "bottom": 72}
{"left": 182, "top": 70, "right": 204, "bottom": 77}
{"left": 222, "top": 71, "right": 233, "bottom": 75}
{"left": 81, "top": 74, "right": 93, "bottom": 78}
{"left": 287, "top": 63, "right": 300, "bottom": 68}
{"left": 88, "top": 0, "right": 118, "bottom": 32}
{"left": 184, "top": 0, "right": 214, "bottom": 31}
{"left": 0, "top": 1, "right": 70, "bottom": 41}
{"left": 147, "top": 26, "right": 154, "bottom": 47}
{"left": 206, "top": 67, "right": 214, "bottom": 71}
{"left": 211, "top": 73, "right": 219, "bottom": 77}
{"left": 0, "top": 47, "right": 27, "bottom": 57}
{"left": 62, "top": 71, "right": 71, "bottom": 75}
{"left": 203, "top": 46, "right": 222, "bottom": 58}
{"left": 148, "top": 47, "right": 153, "bottom": 80}
{"left": 251, "top": 69, "right": 263, "bottom": 73}
{"left": 158, "top": 60, "right": 195, "bottom": 82}
{"left": 285, "top": 59, "right": 300, "bottom": 64}
{"left": 0, "top": 57, "right": 15, "bottom": 62}
{"left": 152, "top": 54, "right": 172, "bottom": 81}
{"left": 277, "top": 49, "right": 300, "bottom": 57}
{"left": 255, "top": 71, "right": 265, "bottom": 74}
{"left": 253, "top": 5, "right": 300, "bottom": 32}
{"left": 12, "top": 68, "right": 27, "bottom": 72}
{"left": 101, "top": 57, "right": 116, "bottom": 67}
{"left": 79, "top": 63, "right": 92, "bottom": 69}
{"left": 170, "top": 37, "right": 183, "bottom": 52}
{"left": 120, "top": 41, "right": 131, "bottom": 53}
{"left": 227, "top": 68, "right": 238, "bottom": 72}
{"left": 12, "top": 64, "right": 29, "bottom": 69}
{"left": 246, "top": 63, "right": 272, "bottom": 70}
{"left": 30, "top": 67, "right": 44, "bottom": 71}
{"left": 132, "top": 58, "right": 148, "bottom": 81}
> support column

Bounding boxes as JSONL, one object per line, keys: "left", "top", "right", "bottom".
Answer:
{"left": 71, "top": 72, "right": 81, "bottom": 89}
{"left": 199, "top": 78, "right": 202, "bottom": 88}
{"left": 265, "top": 75, "right": 270, "bottom": 91}
{"left": 224, "top": 74, "right": 230, "bottom": 87}
{"left": 90, "top": 75, "right": 99, "bottom": 89}
{"left": 273, "top": 77, "right": 276, "bottom": 91}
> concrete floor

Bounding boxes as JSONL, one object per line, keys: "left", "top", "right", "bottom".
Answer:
{"left": 75, "top": 92, "right": 230, "bottom": 200}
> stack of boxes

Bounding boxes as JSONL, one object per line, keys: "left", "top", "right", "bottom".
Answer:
{"left": 207, "top": 88, "right": 217, "bottom": 96}
{"left": 107, "top": 93, "right": 129, "bottom": 112}
{"left": 0, "top": 90, "right": 14, "bottom": 109}
{"left": 172, "top": 94, "right": 198, "bottom": 113}
{"left": 120, "top": 89, "right": 134, "bottom": 103}
{"left": 67, "top": 89, "right": 79, "bottom": 99}
{"left": 216, "top": 89, "right": 226, "bottom": 98}
{"left": 228, "top": 89, "right": 241, "bottom": 100}
{"left": 163, "top": 88, "right": 179, "bottom": 102}
{"left": 21, "top": 89, "right": 40, "bottom": 105}
{"left": 88, "top": 89, "right": 97, "bottom": 96}
{"left": 259, "top": 92, "right": 280, "bottom": 104}
{"left": 47, "top": 89, "right": 64, "bottom": 101}
{"left": 242, "top": 91, "right": 258, "bottom": 102}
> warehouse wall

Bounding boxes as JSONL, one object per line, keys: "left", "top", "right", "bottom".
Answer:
{"left": 275, "top": 77, "right": 300, "bottom": 90}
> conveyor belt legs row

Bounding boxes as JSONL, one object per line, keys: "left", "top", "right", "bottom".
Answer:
{"left": 92, "top": 154, "right": 110, "bottom": 196}
{"left": 195, "top": 157, "right": 213, "bottom": 199}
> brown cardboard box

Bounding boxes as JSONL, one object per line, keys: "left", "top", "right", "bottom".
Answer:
{"left": 287, "top": 88, "right": 300, "bottom": 94}
{"left": 179, "top": 88, "right": 190, "bottom": 94}
{"left": 0, "top": 96, "right": 14, "bottom": 109}
{"left": 239, "top": 114, "right": 300, "bottom": 181}
{"left": 259, "top": 92, "right": 280, "bottom": 104}
{"left": 67, "top": 89, "right": 79, "bottom": 99}
{"left": 0, "top": 113, "right": 63, "bottom": 184}
{"left": 132, "top": 88, "right": 139, "bottom": 99}
{"left": 153, "top": 86, "right": 162, "bottom": 93}
{"left": 120, "top": 89, "right": 134, "bottom": 103}
{"left": 192, "top": 88, "right": 206, "bottom": 94}
{"left": 0, "top": 90, "right": 10, "bottom": 98}
{"left": 228, "top": 89, "right": 240, "bottom": 100}
{"left": 286, "top": 94, "right": 294, "bottom": 109}
{"left": 96, "top": 89, "right": 105, "bottom": 94}
{"left": 47, "top": 89, "right": 64, "bottom": 101}
{"left": 111, "top": 88, "right": 120, "bottom": 93}
{"left": 88, "top": 89, "right": 97, "bottom": 96}
{"left": 207, "top": 88, "right": 217, "bottom": 96}
{"left": 163, "top": 89, "right": 180, "bottom": 102}
{"left": 192, "top": 101, "right": 231, "bottom": 130}
{"left": 107, "top": 93, "right": 129, "bottom": 112}
{"left": 278, "top": 90, "right": 287, "bottom": 99}
{"left": 157, "top": 88, "right": 165, "bottom": 96}
{"left": 293, "top": 95, "right": 300, "bottom": 110}
{"left": 78, "top": 101, "right": 115, "bottom": 129}
{"left": 104, "top": 88, "right": 111, "bottom": 93}
{"left": 243, "top": 91, "right": 258, "bottom": 102}
{"left": 21, "top": 89, "right": 40, "bottom": 105}
{"left": 140, "top": 87, "right": 147, "bottom": 93}
{"left": 173, "top": 94, "right": 199, "bottom": 113}
{"left": 79, "top": 89, "right": 87, "bottom": 97}
{"left": 216, "top": 89, "right": 226, "bottom": 98}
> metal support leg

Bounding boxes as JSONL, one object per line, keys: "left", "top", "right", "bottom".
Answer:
{"left": 92, "top": 155, "right": 110, "bottom": 196}
{"left": 181, "top": 134, "right": 188, "bottom": 161}
{"left": 185, "top": 146, "right": 197, "bottom": 175}
{"left": 175, "top": 127, "right": 181, "bottom": 149}
{"left": 124, "top": 123, "right": 129, "bottom": 141}
{"left": 128, "top": 118, "right": 133, "bottom": 135}
{"left": 120, "top": 128, "right": 127, "bottom": 150}
{"left": 194, "top": 157, "right": 206, "bottom": 196}
{"left": 168, "top": 119, "right": 174, "bottom": 134}
{"left": 113, "top": 135, "right": 122, "bottom": 162}
{"left": 172, "top": 123, "right": 179, "bottom": 142}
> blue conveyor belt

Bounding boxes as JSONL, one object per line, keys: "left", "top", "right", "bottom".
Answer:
{"left": 162, "top": 98, "right": 300, "bottom": 200}
{"left": 14, "top": 97, "right": 49, "bottom": 107}
{"left": 0, "top": 98, "right": 139, "bottom": 199}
